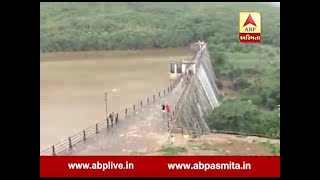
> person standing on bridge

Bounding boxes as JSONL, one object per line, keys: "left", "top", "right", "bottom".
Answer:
{"left": 166, "top": 104, "right": 171, "bottom": 117}
{"left": 181, "top": 77, "right": 184, "bottom": 84}
{"left": 162, "top": 104, "right": 166, "bottom": 114}
{"left": 170, "top": 135, "right": 175, "bottom": 144}
{"left": 112, "top": 112, "right": 116, "bottom": 123}
{"left": 109, "top": 113, "right": 114, "bottom": 125}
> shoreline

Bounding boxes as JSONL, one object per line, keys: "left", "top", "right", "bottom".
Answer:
{"left": 40, "top": 47, "right": 192, "bottom": 61}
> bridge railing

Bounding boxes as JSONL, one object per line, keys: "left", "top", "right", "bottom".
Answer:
{"left": 169, "top": 45, "right": 205, "bottom": 128}
{"left": 40, "top": 76, "right": 183, "bottom": 156}
{"left": 116, "top": 76, "right": 182, "bottom": 120}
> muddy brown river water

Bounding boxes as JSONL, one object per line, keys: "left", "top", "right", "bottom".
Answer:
{"left": 40, "top": 48, "right": 192, "bottom": 150}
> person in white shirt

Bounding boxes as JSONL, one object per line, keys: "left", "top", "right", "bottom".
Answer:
{"left": 170, "top": 135, "right": 175, "bottom": 144}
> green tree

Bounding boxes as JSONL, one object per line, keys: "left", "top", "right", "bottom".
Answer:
{"left": 40, "top": 2, "right": 280, "bottom": 52}
{"left": 206, "top": 99, "right": 280, "bottom": 138}
{"left": 206, "top": 100, "right": 261, "bottom": 133}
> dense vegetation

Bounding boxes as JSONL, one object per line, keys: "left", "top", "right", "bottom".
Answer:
{"left": 40, "top": 2, "right": 280, "bottom": 139}
{"left": 40, "top": 2, "right": 279, "bottom": 52}
{"left": 207, "top": 45, "right": 280, "bottom": 138}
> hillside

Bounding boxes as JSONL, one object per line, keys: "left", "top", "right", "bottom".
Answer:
{"left": 40, "top": 2, "right": 280, "bottom": 152}
{"left": 40, "top": 2, "right": 279, "bottom": 52}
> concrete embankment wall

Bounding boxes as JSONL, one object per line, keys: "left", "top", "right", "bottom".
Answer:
{"left": 176, "top": 45, "right": 221, "bottom": 132}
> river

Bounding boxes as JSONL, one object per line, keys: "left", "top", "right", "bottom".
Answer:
{"left": 40, "top": 48, "right": 192, "bottom": 150}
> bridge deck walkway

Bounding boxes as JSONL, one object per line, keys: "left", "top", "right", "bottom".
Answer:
{"left": 58, "top": 79, "right": 187, "bottom": 155}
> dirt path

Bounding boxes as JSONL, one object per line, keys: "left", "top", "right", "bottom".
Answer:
{"left": 58, "top": 79, "right": 187, "bottom": 155}
{"left": 135, "top": 133, "right": 280, "bottom": 156}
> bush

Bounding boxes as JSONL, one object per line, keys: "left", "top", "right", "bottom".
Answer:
{"left": 239, "top": 73, "right": 279, "bottom": 110}
{"left": 232, "top": 68, "right": 243, "bottom": 77}
{"left": 215, "top": 79, "right": 223, "bottom": 90}
{"left": 206, "top": 100, "right": 261, "bottom": 133}
{"left": 234, "top": 76, "right": 251, "bottom": 89}
{"left": 215, "top": 62, "right": 235, "bottom": 78}
{"left": 240, "top": 93, "right": 264, "bottom": 107}
{"left": 205, "top": 99, "right": 280, "bottom": 138}
{"left": 243, "top": 67, "right": 263, "bottom": 74}
{"left": 255, "top": 110, "right": 280, "bottom": 138}
{"left": 212, "top": 52, "right": 227, "bottom": 65}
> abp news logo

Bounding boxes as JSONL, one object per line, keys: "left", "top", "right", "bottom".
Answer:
{"left": 239, "top": 12, "right": 261, "bottom": 44}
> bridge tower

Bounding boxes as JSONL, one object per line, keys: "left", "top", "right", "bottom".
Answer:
{"left": 169, "top": 41, "right": 204, "bottom": 80}
{"left": 169, "top": 59, "right": 196, "bottom": 80}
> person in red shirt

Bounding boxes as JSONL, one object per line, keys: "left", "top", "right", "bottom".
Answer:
{"left": 166, "top": 104, "right": 171, "bottom": 117}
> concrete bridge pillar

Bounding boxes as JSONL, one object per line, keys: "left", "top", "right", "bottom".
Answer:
{"left": 169, "top": 62, "right": 178, "bottom": 80}
{"left": 193, "top": 64, "right": 196, "bottom": 74}
{"left": 182, "top": 64, "right": 186, "bottom": 74}
{"left": 174, "top": 63, "right": 177, "bottom": 74}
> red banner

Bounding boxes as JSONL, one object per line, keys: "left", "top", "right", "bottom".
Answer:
{"left": 40, "top": 156, "right": 280, "bottom": 178}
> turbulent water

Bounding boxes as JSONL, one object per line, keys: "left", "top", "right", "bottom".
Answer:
{"left": 176, "top": 46, "right": 221, "bottom": 131}
{"left": 40, "top": 48, "right": 192, "bottom": 150}
{"left": 197, "top": 66, "right": 219, "bottom": 108}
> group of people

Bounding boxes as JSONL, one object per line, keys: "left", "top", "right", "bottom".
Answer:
{"left": 161, "top": 103, "right": 171, "bottom": 117}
